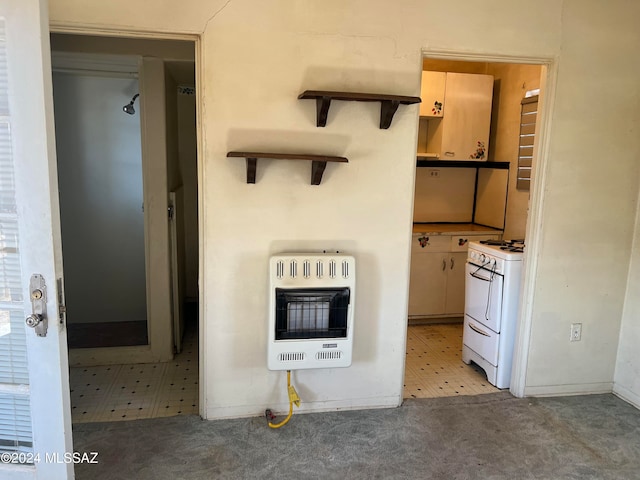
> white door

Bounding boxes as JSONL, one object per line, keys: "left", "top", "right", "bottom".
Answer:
{"left": 0, "top": 1, "right": 73, "bottom": 479}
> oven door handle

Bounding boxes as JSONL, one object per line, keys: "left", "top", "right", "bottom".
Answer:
{"left": 469, "top": 270, "right": 491, "bottom": 282}
{"left": 468, "top": 322, "right": 491, "bottom": 337}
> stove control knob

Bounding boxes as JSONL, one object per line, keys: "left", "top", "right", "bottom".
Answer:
{"left": 480, "top": 254, "right": 486, "bottom": 263}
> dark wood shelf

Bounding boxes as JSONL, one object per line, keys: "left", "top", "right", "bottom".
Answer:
{"left": 298, "top": 90, "right": 421, "bottom": 129}
{"left": 417, "top": 159, "right": 510, "bottom": 169}
{"left": 227, "top": 151, "right": 348, "bottom": 185}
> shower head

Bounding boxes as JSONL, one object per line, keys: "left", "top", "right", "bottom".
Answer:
{"left": 123, "top": 93, "right": 140, "bottom": 115}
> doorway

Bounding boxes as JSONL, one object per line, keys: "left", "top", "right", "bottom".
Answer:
{"left": 50, "top": 33, "right": 201, "bottom": 422}
{"left": 405, "top": 56, "right": 546, "bottom": 399}
{"left": 53, "top": 60, "right": 148, "bottom": 350}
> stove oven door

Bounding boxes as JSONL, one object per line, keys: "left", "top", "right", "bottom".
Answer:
{"left": 464, "top": 262, "right": 503, "bottom": 333}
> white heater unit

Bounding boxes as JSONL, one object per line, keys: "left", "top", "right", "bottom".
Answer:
{"left": 268, "top": 253, "right": 356, "bottom": 370}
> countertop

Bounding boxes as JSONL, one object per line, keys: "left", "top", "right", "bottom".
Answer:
{"left": 412, "top": 223, "right": 503, "bottom": 235}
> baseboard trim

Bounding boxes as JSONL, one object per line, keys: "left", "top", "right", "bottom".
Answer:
{"left": 613, "top": 383, "right": 640, "bottom": 410}
{"left": 205, "top": 395, "right": 401, "bottom": 420}
{"left": 68, "top": 345, "right": 166, "bottom": 367}
{"left": 408, "top": 316, "right": 463, "bottom": 326}
{"left": 523, "top": 382, "right": 613, "bottom": 397}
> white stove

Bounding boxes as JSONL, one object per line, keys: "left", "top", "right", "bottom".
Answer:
{"left": 462, "top": 240, "right": 524, "bottom": 389}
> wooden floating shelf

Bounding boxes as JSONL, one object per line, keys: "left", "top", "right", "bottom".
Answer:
{"left": 417, "top": 159, "right": 510, "bottom": 169}
{"left": 227, "top": 151, "right": 348, "bottom": 185}
{"left": 298, "top": 90, "right": 421, "bottom": 129}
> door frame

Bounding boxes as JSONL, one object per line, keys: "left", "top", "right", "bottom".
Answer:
{"left": 49, "top": 51, "right": 170, "bottom": 366}
{"left": 416, "top": 49, "right": 559, "bottom": 398}
{"left": 48, "top": 25, "right": 205, "bottom": 415}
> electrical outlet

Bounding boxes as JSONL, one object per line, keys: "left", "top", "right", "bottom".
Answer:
{"left": 428, "top": 169, "right": 440, "bottom": 177}
{"left": 570, "top": 323, "right": 582, "bottom": 342}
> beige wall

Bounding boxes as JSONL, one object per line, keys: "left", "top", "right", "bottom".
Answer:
{"left": 413, "top": 168, "right": 476, "bottom": 222}
{"left": 48, "top": 0, "right": 640, "bottom": 418}
{"left": 523, "top": 1, "right": 640, "bottom": 395}
{"left": 487, "top": 63, "right": 542, "bottom": 239}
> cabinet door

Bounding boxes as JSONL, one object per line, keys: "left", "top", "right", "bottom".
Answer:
{"left": 408, "top": 252, "right": 447, "bottom": 316}
{"left": 439, "top": 73, "right": 494, "bottom": 161}
{"left": 419, "top": 71, "right": 446, "bottom": 117}
{"left": 445, "top": 252, "right": 468, "bottom": 314}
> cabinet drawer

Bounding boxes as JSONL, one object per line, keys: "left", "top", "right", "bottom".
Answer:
{"left": 463, "top": 316, "right": 499, "bottom": 367}
{"left": 450, "top": 234, "right": 500, "bottom": 252}
{"left": 411, "top": 234, "right": 450, "bottom": 253}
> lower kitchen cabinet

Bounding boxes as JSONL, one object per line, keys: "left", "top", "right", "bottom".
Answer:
{"left": 408, "top": 233, "right": 499, "bottom": 318}
{"left": 408, "top": 251, "right": 448, "bottom": 316}
{"left": 444, "top": 252, "right": 467, "bottom": 314}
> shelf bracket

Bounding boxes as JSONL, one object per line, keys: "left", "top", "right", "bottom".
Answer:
{"left": 311, "top": 161, "right": 327, "bottom": 185}
{"left": 380, "top": 100, "right": 401, "bottom": 129}
{"left": 246, "top": 157, "right": 257, "bottom": 183}
{"left": 316, "top": 96, "right": 331, "bottom": 127}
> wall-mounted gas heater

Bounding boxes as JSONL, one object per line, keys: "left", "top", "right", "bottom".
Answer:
{"left": 268, "top": 253, "right": 356, "bottom": 370}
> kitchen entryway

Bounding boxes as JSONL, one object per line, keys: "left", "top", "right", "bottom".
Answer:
{"left": 405, "top": 56, "right": 546, "bottom": 398}
{"left": 404, "top": 323, "right": 499, "bottom": 398}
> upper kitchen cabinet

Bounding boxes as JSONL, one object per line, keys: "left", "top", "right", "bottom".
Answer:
{"left": 419, "top": 71, "right": 446, "bottom": 118}
{"left": 418, "top": 72, "right": 494, "bottom": 161}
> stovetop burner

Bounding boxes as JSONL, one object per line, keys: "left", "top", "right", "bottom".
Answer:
{"left": 479, "top": 239, "right": 508, "bottom": 246}
{"left": 479, "top": 239, "right": 524, "bottom": 247}
{"left": 500, "top": 246, "right": 524, "bottom": 253}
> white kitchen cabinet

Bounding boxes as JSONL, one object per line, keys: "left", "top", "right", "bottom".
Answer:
{"left": 408, "top": 251, "right": 448, "bottom": 316}
{"left": 419, "top": 71, "right": 446, "bottom": 118}
{"left": 408, "top": 233, "right": 499, "bottom": 318}
{"left": 444, "top": 252, "right": 468, "bottom": 314}
{"left": 420, "top": 72, "right": 494, "bottom": 161}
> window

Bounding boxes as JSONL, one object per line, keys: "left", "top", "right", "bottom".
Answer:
{"left": 518, "top": 94, "right": 538, "bottom": 191}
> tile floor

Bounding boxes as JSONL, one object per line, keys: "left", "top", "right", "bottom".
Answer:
{"left": 69, "top": 324, "right": 198, "bottom": 424}
{"left": 404, "top": 323, "right": 500, "bottom": 399}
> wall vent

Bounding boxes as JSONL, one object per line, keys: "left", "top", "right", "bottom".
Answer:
{"left": 279, "top": 352, "right": 305, "bottom": 362}
{"left": 316, "top": 351, "right": 343, "bottom": 361}
{"left": 342, "top": 260, "right": 350, "bottom": 278}
{"left": 276, "top": 260, "right": 285, "bottom": 279}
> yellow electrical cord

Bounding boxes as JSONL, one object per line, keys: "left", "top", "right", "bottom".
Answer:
{"left": 267, "top": 370, "right": 300, "bottom": 429}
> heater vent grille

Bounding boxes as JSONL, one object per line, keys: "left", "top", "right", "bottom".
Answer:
{"left": 279, "top": 352, "right": 305, "bottom": 362}
{"left": 316, "top": 260, "right": 324, "bottom": 278}
{"left": 316, "top": 351, "right": 343, "bottom": 361}
{"left": 342, "top": 260, "right": 350, "bottom": 278}
{"left": 303, "top": 260, "right": 311, "bottom": 278}
{"left": 276, "top": 260, "right": 285, "bottom": 279}
{"left": 329, "top": 260, "right": 336, "bottom": 278}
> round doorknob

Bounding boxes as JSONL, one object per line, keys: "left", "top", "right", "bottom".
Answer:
{"left": 25, "top": 314, "right": 42, "bottom": 328}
